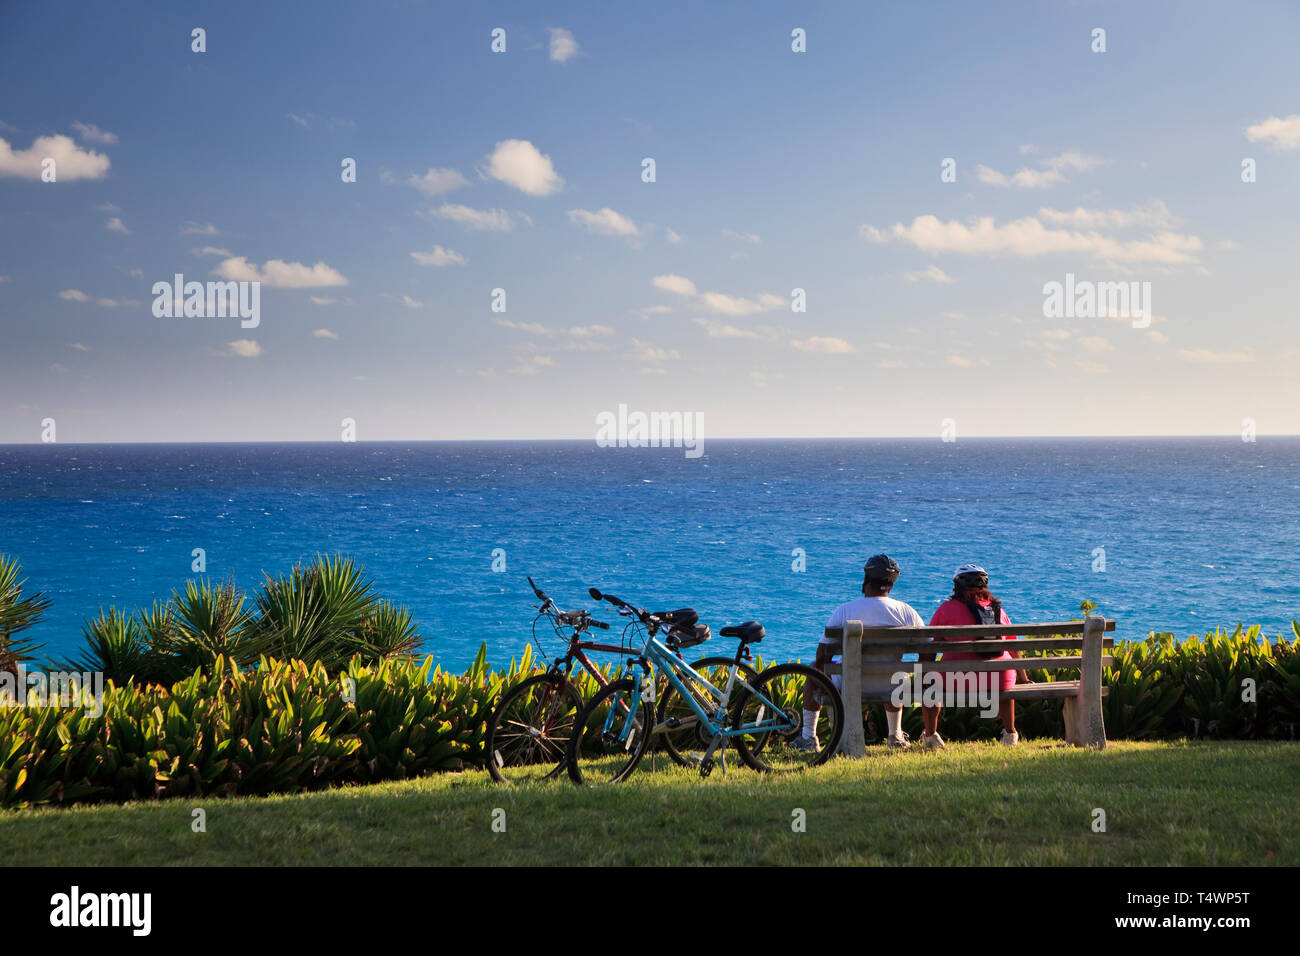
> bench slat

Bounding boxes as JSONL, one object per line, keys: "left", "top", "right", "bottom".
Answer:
{"left": 848, "top": 681, "right": 1112, "bottom": 702}
{"left": 822, "top": 637, "right": 1115, "bottom": 654}
{"left": 826, "top": 620, "right": 1116, "bottom": 640}
{"left": 825, "top": 655, "right": 1113, "bottom": 675}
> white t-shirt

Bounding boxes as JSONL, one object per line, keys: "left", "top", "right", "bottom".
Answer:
{"left": 821, "top": 596, "right": 924, "bottom": 695}
{"left": 822, "top": 596, "right": 925, "bottom": 642}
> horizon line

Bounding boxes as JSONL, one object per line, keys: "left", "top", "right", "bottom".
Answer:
{"left": 2, "top": 433, "right": 1297, "bottom": 447}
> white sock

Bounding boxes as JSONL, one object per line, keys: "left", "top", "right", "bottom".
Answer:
{"left": 886, "top": 709, "right": 902, "bottom": 738}
{"left": 802, "top": 709, "right": 818, "bottom": 738}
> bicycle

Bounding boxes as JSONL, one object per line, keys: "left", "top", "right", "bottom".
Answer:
{"left": 484, "top": 578, "right": 757, "bottom": 783}
{"left": 567, "top": 587, "right": 844, "bottom": 784}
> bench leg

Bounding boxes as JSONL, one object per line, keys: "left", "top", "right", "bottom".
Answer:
{"left": 1080, "top": 616, "right": 1108, "bottom": 750}
{"left": 841, "top": 634, "right": 866, "bottom": 758}
{"left": 1062, "top": 695, "right": 1080, "bottom": 745}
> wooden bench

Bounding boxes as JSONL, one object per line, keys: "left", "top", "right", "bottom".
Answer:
{"left": 823, "top": 616, "right": 1116, "bottom": 754}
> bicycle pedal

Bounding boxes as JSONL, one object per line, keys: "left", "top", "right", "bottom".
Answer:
{"left": 699, "top": 758, "right": 714, "bottom": 778}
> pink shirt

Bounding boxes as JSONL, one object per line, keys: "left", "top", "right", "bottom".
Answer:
{"left": 929, "top": 598, "right": 1018, "bottom": 691}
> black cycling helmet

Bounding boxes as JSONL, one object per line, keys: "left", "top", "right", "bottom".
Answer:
{"left": 863, "top": 554, "right": 901, "bottom": 585}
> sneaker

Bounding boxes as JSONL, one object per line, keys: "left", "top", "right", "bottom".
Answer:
{"left": 887, "top": 732, "right": 911, "bottom": 749}
{"left": 999, "top": 730, "right": 1020, "bottom": 746}
{"left": 789, "top": 734, "right": 820, "bottom": 752}
{"left": 922, "top": 732, "right": 946, "bottom": 750}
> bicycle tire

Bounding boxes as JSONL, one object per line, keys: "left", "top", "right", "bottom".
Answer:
{"left": 732, "top": 663, "right": 843, "bottom": 772}
{"left": 656, "top": 656, "right": 760, "bottom": 767}
{"left": 485, "top": 673, "right": 584, "bottom": 784}
{"left": 567, "top": 677, "right": 654, "bottom": 784}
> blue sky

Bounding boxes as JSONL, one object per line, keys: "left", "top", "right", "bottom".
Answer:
{"left": 2, "top": 0, "right": 1299, "bottom": 442}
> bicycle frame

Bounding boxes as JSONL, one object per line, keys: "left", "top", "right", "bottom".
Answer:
{"left": 601, "top": 628, "right": 796, "bottom": 746}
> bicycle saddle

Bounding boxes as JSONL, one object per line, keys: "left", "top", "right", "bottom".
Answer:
{"left": 653, "top": 608, "right": 699, "bottom": 629}
{"left": 720, "top": 621, "right": 765, "bottom": 644}
{"left": 668, "top": 624, "right": 711, "bottom": 650}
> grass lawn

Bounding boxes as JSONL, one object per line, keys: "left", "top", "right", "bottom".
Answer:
{"left": 1, "top": 740, "right": 1296, "bottom": 866}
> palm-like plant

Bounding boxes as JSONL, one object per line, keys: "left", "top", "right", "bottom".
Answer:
{"left": 150, "top": 579, "right": 259, "bottom": 679}
{"left": 358, "top": 600, "right": 421, "bottom": 664}
{"left": 0, "top": 554, "right": 52, "bottom": 678}
{"left": 58, "top": 608, "right": 159, "bottom": 686}
{"left": 251, "top": 554, "right": 384, "bottom": 672}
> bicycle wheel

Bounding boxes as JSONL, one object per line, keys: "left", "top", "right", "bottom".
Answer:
{"left": 567, "top": 677, "right": 653, "bottom": 784}
{"left": 657, "top": 656, "right": 759, "bottom": 767}
{"left": 732, "top": 663, "right": 843, "bottom": 772}
{"left": 485, "top": 673, "right": 584, "bottom": 784}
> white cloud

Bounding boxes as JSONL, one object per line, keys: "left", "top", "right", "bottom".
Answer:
{"left": 128, "top": 268, "right": 143, "bottom": 278}
{"left": 652, "top": 274, "right": 783, "bottom": 316}
{"left": 862, "top": 214, "right": 1201, "bottom": 264}
{"left": 567, "top": 207, "right": 639, "bottom": 236}
{"left": 652, "top": 274, "right": 697, "bottom": 296}
{"left": 71, "top": 122, "right": 118, "bottom": 145}
{"left": 903, "top": 264, "right": 955, "bottom": 284}
{"left": 696, "top": 319, "right": 759, "bottom": 339}
{"left": 213, "top": 256, "right": 348, "bottom": 287}
{"left": 666, "top": 228, "right": 685, "bottom": 244}
{"left": 1042, "top": 328, "right": 1072, "bottom": 340}
{"left": 313, "top": 328, "right": 339, "bottom": 339}
{"left": 179, "top": 222, "right": 220, "bottom": 236}
{"left": 193, "top": 246, "right": 232, "bottom": 257}
{"left": 221, "top": 339, "right": 262, "bottom": 358}
{"left": 409, "top": 167, "right": 469, "bottom": 195}
{"left": 497, "top": 319, "right": 613, "bottom": 337}
{"left": 1177, "top": 347, "right": 1254, "bottom": 364}
{"left": 69, "top": 342, "right": 89, "bottom": 352}
{"left": 105, "top": 216, "right": 130, "bottom": 234}
{"left": 1244, "top": 114, "right": 1300, "bottom": 150}
{"left": 1076, "top": 336, "right": 1115, "bottom": 354}
{"left": 975, "top": 151, "right": 1102, "bottom": 189}
{"left": 549, "top": 28, "right": 579, "bottom": 63}
{"left": 511, "top": 355, "right": 555, "bottom": 375}
{"left": 0, "top": 134, "right": 110, "bottom": 180}
{"left": 792, "top": 336, "right": 855, "bottom": 354}
{"left": 722, "top": 229, "right": 761, "bottom": 244}
{"left": 401, "top": 295, "right": 424, "bottom": 309}
{"left": 310, "top": 297, "right": 337, "bottom": 306}
{"left": 286, "top": 113, "right": 311, "bottom": 128}
{"left": 632, "top": 339, "right": 681, "bottom": 362}
{"left": 58, "top": 289, "right": 89, "bottom": 301}
{"left": 1038, "top": 200, "right": 1179, "bottom": 230}
{"left": 1146, "top": 330, "right": 1168, "bottom": 344}
{"left": 698, "top": 291, "right": 785, "bottom": 316}
{"left": 484, "top": 139, "right": 564, "bottom": 196}
{"left": 98, "top": 202, "right": 121, "bottom": 213}
{"left": 945, "top": 355, "right": 972, "bottom": 367}
{"left": 430, "top": 204, "right": 517, "bottom": 231}
{"left": 410, "top": 245, "right": 467, "bottom": 266}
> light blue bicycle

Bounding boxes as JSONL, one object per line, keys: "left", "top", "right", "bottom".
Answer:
{"left": 566, "top": 587, "right": 844, "bottom": 783}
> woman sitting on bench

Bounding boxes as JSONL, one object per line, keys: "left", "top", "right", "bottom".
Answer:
{"left": 920, "top": 564, "right": 1020, "bottom": 749}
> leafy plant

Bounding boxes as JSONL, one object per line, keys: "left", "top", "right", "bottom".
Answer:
{"left": 0, "top": 555, "right": 51, "bottom": 679}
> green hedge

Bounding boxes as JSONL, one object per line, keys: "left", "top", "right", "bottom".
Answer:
{"left": 2, "top": 628, "right": 1299, "bottom": 810}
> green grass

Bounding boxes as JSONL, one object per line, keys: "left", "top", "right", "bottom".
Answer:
{"left": 2, "top": 740, "right": 1296, "bottom": 866}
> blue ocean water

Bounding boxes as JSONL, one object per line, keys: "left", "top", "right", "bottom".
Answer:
{"left": 1, "top": 438, "right": 1297, "bottom": 674}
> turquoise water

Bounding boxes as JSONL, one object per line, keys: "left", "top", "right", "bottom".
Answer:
{"left": 1, "top": 438, "right": 1297, "bottom": 672}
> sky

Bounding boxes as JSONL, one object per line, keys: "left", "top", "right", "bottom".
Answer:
{"left": 2, "top": 0, "right": 1299, "bottom": 442}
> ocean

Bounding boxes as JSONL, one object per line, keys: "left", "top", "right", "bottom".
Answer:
{"left": 1, "top": 438, "right": 1297, "bottom": 673}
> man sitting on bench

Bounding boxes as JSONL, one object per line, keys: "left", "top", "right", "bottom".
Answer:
{"left": 796, "top": 554, "right": 925, "bottom": 750}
